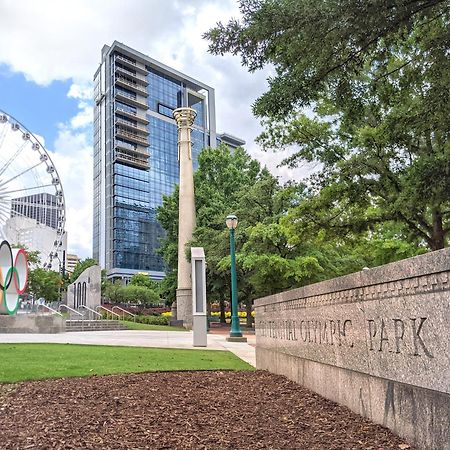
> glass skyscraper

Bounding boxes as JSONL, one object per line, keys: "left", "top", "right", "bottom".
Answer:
{"left": 93, "top": 42, "right": 242, "bottom": 281}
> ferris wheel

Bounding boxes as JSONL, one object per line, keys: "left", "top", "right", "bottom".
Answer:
{"left": 0, "top": 109, "right": 66, "bottom": 270}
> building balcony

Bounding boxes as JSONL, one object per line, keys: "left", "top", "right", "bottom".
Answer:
{"left": 114, "top": 150, "right": 149, "bottom": 171}
{"left": 115, "top": 66, "right": 148, "bottom": 86}
{"left": 115, "top": 141, "right": 149, "bottom": 157}
{"left": 115, "top": 91, "right": 148, "bottom": 110}
{"left": 115, "top": 54, "right": 148, "bottom": 75}
{"left": 116, "top": 127, "right": 149, "bottom": 146}
{"left": 115, "top": 76, "right": 148, "bottom": 97}
{"left": 114, "top": 106, "right": 149, "bottom": 125}
{"left": 115, "top": 117, "right": 149, "bottom": 135}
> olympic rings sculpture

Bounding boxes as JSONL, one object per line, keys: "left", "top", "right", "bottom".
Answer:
{"left": 0, "top": 240, "right": 29, "bottom": 315}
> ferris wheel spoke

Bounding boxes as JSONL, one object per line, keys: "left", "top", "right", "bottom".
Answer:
{"left": 0, "top": 141, "right": 28, "bottom": 177}
{"left": 0, "top": 111, "right": 66, "bottom": 269}
{"left": 0, "top": 161, "right": 44, "bottom": 189}
{"left": 0, "top": 125, "right": 8, "bottom": 150}
{"left": 0, "top": 183, "right": 54, "bottom": 196}
{"left": 0, "top": 203, "right": 14, "bottom": 219}
{"left": 0, "top": 208, "right": 10, "bottom": 222}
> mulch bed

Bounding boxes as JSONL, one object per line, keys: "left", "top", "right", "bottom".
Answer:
{"left": 0, "top": 371, "right": 415, "bottom": 450}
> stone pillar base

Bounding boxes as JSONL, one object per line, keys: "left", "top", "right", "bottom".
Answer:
{"left": 193, "top": 315, "right": 207, "bottom": 347}
{"left": 169, "top": 300, "right": 180, "bottom": 326}
{"left": 176, "top": 288, "right": 193, "bottom": 329}
{"left": 226, "top": 336, "right": 248, "bottom": 343}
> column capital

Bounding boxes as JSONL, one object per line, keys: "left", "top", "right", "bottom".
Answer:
{"left": 173, "top": 107, "right": 197, "bottom": 128}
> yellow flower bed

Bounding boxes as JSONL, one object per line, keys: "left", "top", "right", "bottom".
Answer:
{"left": 209, "top": 311, "right": 255, "bottom": 318}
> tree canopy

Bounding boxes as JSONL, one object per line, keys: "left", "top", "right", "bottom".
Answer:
{"left": 205, "top": 0, "right": 448, "bottom": 117}
{"left": 69, "top": 258, "right": 98, "bottom": 284}
{"left": 129, "top": 273, "right": 159, "bottom": 291}
{"left": 28, "top": 268, "right": 62, "bottom": 303}
{"left": 206, "top": 0, "right": 450, "bottom": 250}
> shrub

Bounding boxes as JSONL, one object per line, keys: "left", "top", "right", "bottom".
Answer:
{"left": 135, "top": 315, "right": 170, "bottom": 326}
{"left": 105, "top": 284, "right": 160, "bottom": 306}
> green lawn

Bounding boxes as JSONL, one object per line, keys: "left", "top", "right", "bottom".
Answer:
{"left": 0, "top": 344, "right": 253, "bottom": 383}
{"left": 122, "top": 321, "right": 185, "bottom": 331}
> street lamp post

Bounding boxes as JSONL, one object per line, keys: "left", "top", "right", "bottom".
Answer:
{"left": 226, "top": 214, "right": 247, "bottom": 342}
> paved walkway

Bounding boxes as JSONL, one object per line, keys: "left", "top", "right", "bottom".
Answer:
{"left": 0, "top": 330, "right": 256, "bottom": 367}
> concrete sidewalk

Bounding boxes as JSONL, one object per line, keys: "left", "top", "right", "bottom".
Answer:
{"left": 0, "top": 330, "right": 256, "bottom": 367}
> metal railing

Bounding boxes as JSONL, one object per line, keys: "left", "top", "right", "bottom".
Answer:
{"left": 79, "top": 305, "right": 102, "bottom": 320}
{"left": 112, "top": 306, "right": 136, "bottom": 322}
{"left": 115, "top": 139, "right": 136, "bottom": 151}
{"left": 115, "top": 65, "right": 148, "bottom": 83}
{"left": 115, "top": 117, "right": 148, "bottom": 134}
{"left": 59, "top": 304, "right": 84, "bottom": 331}
{"left": 114, "top": 106, "right": 149, "bottom": 124}
{"left": 115, "top": 128, "right": 149, "bottom": 146}
{"left": 96, "top": 305, "right": 121, "bottom": 321}
{"left": 115, "top": 76, "right": 148, "bottom": 95}
{"left": 115, "top": 91, "right": 148, "bottom": 109}
{"left": 115, "top": 143, "right": 149, "bottom": 157}
{"left": 115, "top": 151, "right": 149, "bottom": 169}
{"left": 115, "top": 55, "right": 148, "bottom": 74}
{"left": 37, "top": 304, "right": 63, "bottom": 317}
{"left": 59, "top": 304, "right": 84, "bottom": 318}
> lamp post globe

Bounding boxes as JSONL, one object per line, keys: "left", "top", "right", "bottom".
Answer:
{"left": 226, "top": 214, "right": 238, "bottom": 230}
{"left": 226, "top": 214, "right": 246, "bottom": 341}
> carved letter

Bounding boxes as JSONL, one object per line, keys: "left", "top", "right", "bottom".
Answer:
{"left": 336, "top": 320, "right": 343, "bottom": 347}
{"left": 330, "top": 320, "right": 336, "bottom": 345}
{"left": 307, "top": 321, "right": 314, "bottom": 343}
{"left": 300, "top": 321, "right": 308, "bottom": 342}
{"left": 393, "top": 319, "right": 405, "bottom": 354}
{"left": 343, "top": 319, "right": 354, "bottom": 348}
{"left": 313, "top": 321, "right": 318, "bottom": 343}
{"left": 367, "top": 320, "right": 377, "bottom": 351}
{"left": 321, "top": 321, "right": 328, "bottom": 344}
{"left": 379, "top": 319, "right": 389, "bottom": 352}
{"left": 410, "top": 317, "right": 433, "bottom": 358}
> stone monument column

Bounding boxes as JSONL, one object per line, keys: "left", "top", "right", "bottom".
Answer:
{"left": 173, "top": 107, "right": 197, "bottom": 328}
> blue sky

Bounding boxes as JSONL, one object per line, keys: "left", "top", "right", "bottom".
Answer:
{"left": 0, "top": 65, "right": 79, "bottom": 146}
{"left": 0, "top": 0, "right": 303, "bottom": 259}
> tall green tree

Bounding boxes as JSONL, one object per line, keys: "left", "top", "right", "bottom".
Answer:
{"left": 205, "top": 0, "right": 450, "bottom": 250}
{"left": 231, "top": 176, "right": 322, "bottom": 297}
{"left": 129, "top": 273, "right": 159, "bottom": 291}
{"left": 69, "top": 258, "right": 98, "bottom": 283}
{"left": 28, "top": 268, "right": 62, "bottom": 303}
{"left": 157, "top": 144, "right": 266, "bottom": 320}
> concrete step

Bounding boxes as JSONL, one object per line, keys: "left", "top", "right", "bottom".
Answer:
{"left": 65, "top": 319, "right": 128, "bottom": 332}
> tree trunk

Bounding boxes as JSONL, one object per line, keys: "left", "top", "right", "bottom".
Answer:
{"left": 219, "top": 297, "right": 226, "bottom": 323}
{"left": 431, "top": 209, "right": 445, "bottom": 250}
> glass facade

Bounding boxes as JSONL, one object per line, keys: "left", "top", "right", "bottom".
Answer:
{"left": 94, "top": 43, "right": 217, "bottom": 280}
{"left": 147, "top": 68, "right": 182, "bottom": 114}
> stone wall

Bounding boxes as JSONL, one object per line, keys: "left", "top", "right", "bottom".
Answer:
{"left": 0, "top": 314, "right": 65, "bottom": 333}
{"left": 67, "top": 265, "right": 101, "bottom": 311}
{"left": 254, "top": 248, "right": 450, "bottom": 450}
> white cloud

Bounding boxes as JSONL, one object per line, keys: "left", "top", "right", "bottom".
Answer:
{"left": 70, "top": 101, "right": 93, "bottom": 130}
{"left": 0, "top": 0, "right": 307, "bottom": 257}
{"left": 48, "top": 124, "right": 93, "bottom": 258}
